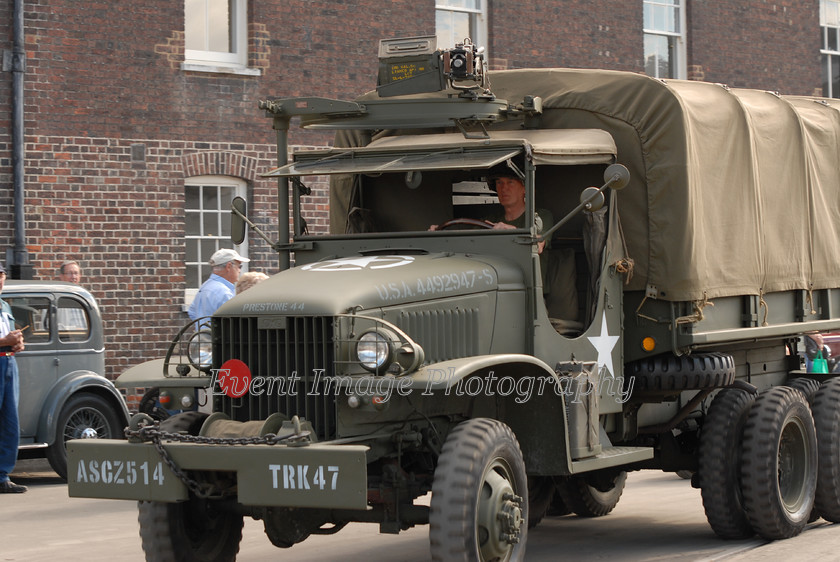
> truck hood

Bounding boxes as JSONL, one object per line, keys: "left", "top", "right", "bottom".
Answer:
{"left": 217, "top": 253, "right": 523, "bottom": 316}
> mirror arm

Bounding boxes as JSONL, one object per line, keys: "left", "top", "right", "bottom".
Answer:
{"left": 536, "top": 175, "right": 619, "bottom": 244}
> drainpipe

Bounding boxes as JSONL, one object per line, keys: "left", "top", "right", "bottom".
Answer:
{"left": 5, "top": 0, "right": 33, "bottom": 279}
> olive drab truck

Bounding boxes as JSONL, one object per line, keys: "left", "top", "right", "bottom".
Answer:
{"left": 68, "top": 36, "right": 840, "bottom": 561}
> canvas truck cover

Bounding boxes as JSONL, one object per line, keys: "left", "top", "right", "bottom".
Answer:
{"left": 329, "top": 68, "right": 840, "bottom": 302}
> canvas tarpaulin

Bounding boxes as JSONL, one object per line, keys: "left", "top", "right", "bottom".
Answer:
{"left": 329, "top": 68, "right": 840, "bottom": 302}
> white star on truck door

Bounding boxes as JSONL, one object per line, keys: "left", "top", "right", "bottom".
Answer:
{"left": 587, "top": 311, "right": 620, "bottom": 378}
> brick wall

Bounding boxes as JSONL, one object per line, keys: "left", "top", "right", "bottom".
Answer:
{"left": 688, "top": 0, "right": 821, "bottom": 94}
{"left": 488, "top": 1, "right": 643, "bottom": 72}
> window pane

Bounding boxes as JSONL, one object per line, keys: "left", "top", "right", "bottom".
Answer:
{"left": 669, "top": 5, "right": 680, "bottom": 33}
{"left": 203, "top": 212, "right": 220, "bottom": 237}
{"left": 451, "top": 12, "right": 471, "bottom": 44}
{"left": 205, "top": 185, "right": 219, "bottom": 211}
{"left": 57, "top": 297, "right": 90, "bottom": 342}
{"left": 645, "top": 34, "right": 674, "bottom": 78}
{"left": 437, "top": 0, "right": 479, "bottom": 9}
{"left": 831, "top": 27, "right": 839, "bottom": 51}
{"left": 201, "top": 239, "right": 218, "bottom": 261}
{"left": 185, "top": 211, "right": 200, "bottom": 236}
{"left": 220, "top": 211, "right": 231, "bottom": 236}
{"left": 645, "top": 35, "right": 661, "bottom": 77}
{"left": 185, "top": 184, "right": 201, "bottom": 210}
{"left": 186, "top": 239, "right": 199, "bottom": 263}
{"left": 7, "top": 297, "right": 50, "bottom": 344}
{"left": 833, "top": 55, "right": 840, "bottom": 98}
{"left": 437, "top": 11, "right": 454, "bottom": 47}
{"left": 186, "top": 264, "right": 199, "bottom": 288}
{"left": 207, "top": 0, "right": 232, "bottom": 53}
{"left": 644, "top": 3, "right": 653, "bottom": 28}
{"left": 219, "top": 185, "right": 234, "bottom": 207}
{"left": 185, "top": 0, "right": 206, "bottom": 50}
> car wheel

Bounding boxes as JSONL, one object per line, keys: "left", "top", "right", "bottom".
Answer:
{"left": 46, "top": 393, "right": 125, "bottom": 480}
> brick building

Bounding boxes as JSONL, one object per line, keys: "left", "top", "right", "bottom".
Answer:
{"left": 0, "top": 0, "right": 833, "bottom": 385}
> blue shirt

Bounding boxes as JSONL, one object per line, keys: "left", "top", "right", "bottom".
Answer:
{"left": 188, "top": 274, "right": 235, "bottom": 323}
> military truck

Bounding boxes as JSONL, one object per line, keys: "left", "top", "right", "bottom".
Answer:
{"left": 69, "top": 36, "right": 840, "bottom": 561}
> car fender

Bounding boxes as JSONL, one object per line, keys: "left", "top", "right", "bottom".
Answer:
{"left": 37, "top": 371, "right": 130, "bottom": 445}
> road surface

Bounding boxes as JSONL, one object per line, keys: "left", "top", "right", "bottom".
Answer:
{"left": 3, "top": 459, "right": 839, "bottom": 561}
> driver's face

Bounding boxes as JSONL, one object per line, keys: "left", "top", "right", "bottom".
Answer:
{"left": 495, "top": 177, "right": 525, "bottom": 207}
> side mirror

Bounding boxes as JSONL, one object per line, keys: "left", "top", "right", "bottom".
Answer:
{"left": 231, "top": 196, "right": 247, "bottom": 245}
{"left": 580, "top": 187, "right": 605, "bottom": 212}
{"left": 603, "top": 163, "right": 630, "bottom": 190}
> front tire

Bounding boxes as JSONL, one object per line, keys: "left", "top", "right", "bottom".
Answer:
{"left": 137, "top": 412, "right": 243, "bottom": 562}
{"left": 430, "top": 418, "right": 528, "bottom": 561}
{"left": 740, "top": 386, "right": 817, "bottom": 539}
{"left": 46, "top": 392, "right": 124, "bottom": 480}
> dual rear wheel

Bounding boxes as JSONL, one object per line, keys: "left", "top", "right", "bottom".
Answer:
{"left": 700, "top": 384, "right": 823, "bottom": 540}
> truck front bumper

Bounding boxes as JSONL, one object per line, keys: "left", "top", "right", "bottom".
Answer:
{"left": 67, "top": 439, "right": 368, "bottom": 510}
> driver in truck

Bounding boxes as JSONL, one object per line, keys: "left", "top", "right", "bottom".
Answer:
{"left": 484, "top": 167, "right": 552, "bottom": 255}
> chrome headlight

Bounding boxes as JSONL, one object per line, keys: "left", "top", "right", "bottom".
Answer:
{"left": 187, "top": 330, "right": 213, "bottom": 371}
{"left": 356, "top": 329, "right": 395, "bottom": 372}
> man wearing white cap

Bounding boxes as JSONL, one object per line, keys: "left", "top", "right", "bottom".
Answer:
{"left": 188, "top": 249, "right": 250, "bottom": 324}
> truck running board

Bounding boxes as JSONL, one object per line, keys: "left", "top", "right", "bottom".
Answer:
{"left": 570, "top": 446, "right": 653, "bottom": 474}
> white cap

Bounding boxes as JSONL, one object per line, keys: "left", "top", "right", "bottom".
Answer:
{"left": 209, "top": 248, "right": 250, "bottom": 266}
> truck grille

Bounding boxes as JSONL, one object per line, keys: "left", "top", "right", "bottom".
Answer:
{"left": 213, "top": 316, "right": 337, "bottom": 441}
{"left": 397, "top": 308, "right": 479, "bottom": 363}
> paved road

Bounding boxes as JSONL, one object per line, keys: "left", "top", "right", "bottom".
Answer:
{"left": 3, "top": 459, "right": 839, "bottom": 561}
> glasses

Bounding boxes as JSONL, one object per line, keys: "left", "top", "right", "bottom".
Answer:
{"left": 228, "top": 261, "right": 242, "bottom": 269}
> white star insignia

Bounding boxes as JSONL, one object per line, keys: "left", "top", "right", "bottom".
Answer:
{"left": 587, "top": 311, "right": 620, "bottom": 378}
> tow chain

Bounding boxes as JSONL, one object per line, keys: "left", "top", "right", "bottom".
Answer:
{"left": 124, "top": 418, "right": 311, "bottom": 499}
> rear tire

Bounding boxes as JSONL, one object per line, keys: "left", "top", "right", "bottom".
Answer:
{"left": 811, "top": 378, "right": 840, "bottom": 522}
{"left": 740, "top": 386, "right": 817, "bottom": 539}
{"left": 137, "top": 412, "right": 243, "bottom": 562}
{"left": 556, "top": 470, "right": 626, "bottom": 518}
{"left": 699, "top": 387, "right": 756, "bottom": 539}
{"left": 787, "top": 378, "right": 821, "bottom": 404}
{"left": 527, "top": 476, "right": 555, "bottom": 529}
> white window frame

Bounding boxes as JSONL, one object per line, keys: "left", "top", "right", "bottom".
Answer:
{"left": 643, "top": 0, "right": 687, "bottom": 80}
{"left": 822, "top": 0, "right": 840, "bottom": 97}
{"left": 184, "top": 175, "right": 248, "bottom": 307}
{"left": 435, "top": 0, "right": 487, "bottom": 52}
{"left": 184, "top": 0, "right": 258, "bottom": 75}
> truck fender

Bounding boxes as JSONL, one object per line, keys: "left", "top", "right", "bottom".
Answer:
{"left": 37, "top": 371, "right": 131, "bottom": 445}
{"left": 407, "top": 354, "right": 559, "bottom": 391}
{"left": 115, "top": 358, "right": 210, "bottom": 389}
{"left": 409, "top": 354, "right": 575, "bottom": 474}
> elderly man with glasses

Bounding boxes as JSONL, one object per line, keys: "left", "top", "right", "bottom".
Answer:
{"left": 188, "top": 249, "right": 250, "bottom": 325}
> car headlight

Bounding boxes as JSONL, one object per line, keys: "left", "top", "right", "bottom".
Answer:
{"left": 356, "top": 329, "right": 395, "bottom": 372}
{"left": 187, "top": 330, "right": 213, "bottom": 371}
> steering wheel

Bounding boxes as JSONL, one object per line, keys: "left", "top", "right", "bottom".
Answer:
{"left": 435, "top": 218, "right": 495, "bottom": 230}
